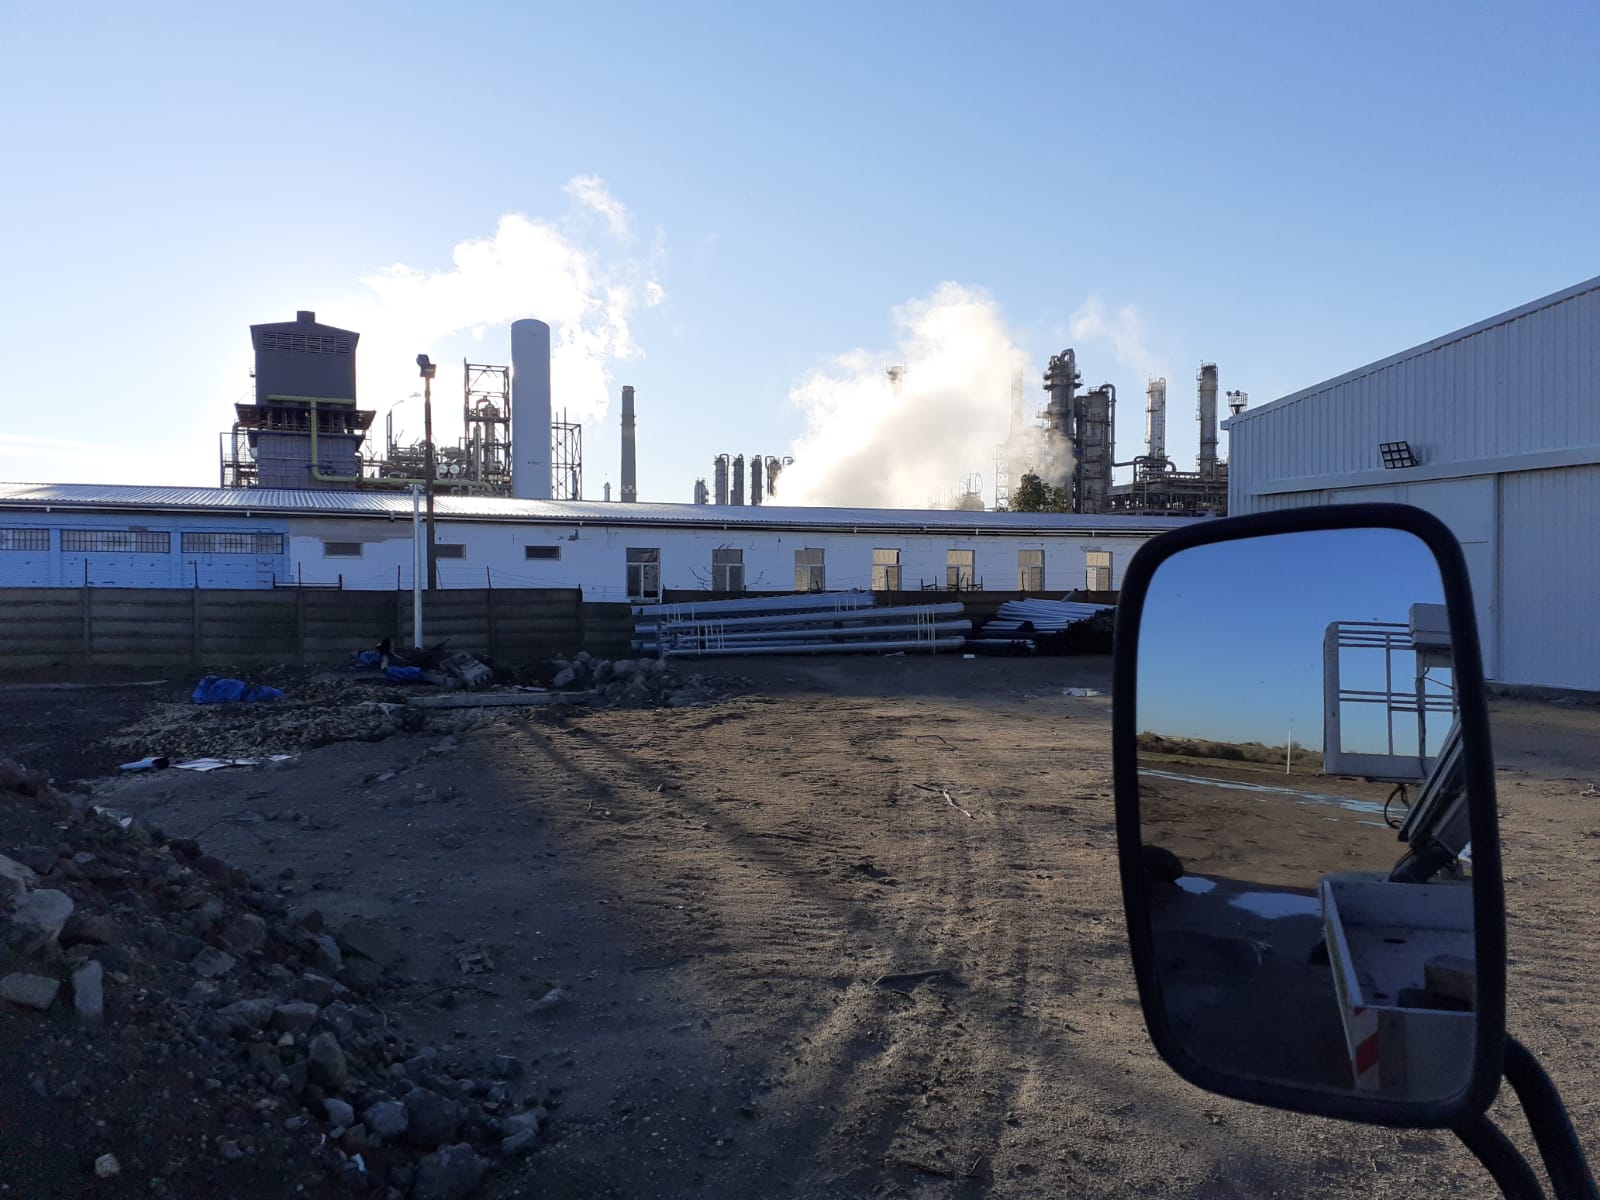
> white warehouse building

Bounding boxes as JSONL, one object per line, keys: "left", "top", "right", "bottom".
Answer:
{"left": 1227, "top": 273, "right": 1600, "bottom": 692}
{"left": 0, "top": 484, "right": 1190, "bottom": 599}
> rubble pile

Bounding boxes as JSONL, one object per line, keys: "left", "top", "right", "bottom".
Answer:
{"left": 547, "top": 652, "right": 721, "bottom": 709}
{"left": 106, "top": 680, "right": 428, "bottom": 761}
{"left": 0, "top": 759, "right": 549, "bottom": 1199}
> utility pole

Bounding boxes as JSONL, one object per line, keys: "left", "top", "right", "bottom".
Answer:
{"left": 417, "top": 355, "right": 439, "bottom": 591}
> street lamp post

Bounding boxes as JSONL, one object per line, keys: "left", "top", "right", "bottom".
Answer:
{"left": 417, "top": 355, "right": 439, "bottom": 592}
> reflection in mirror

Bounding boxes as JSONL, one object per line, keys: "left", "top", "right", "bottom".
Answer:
{"left": 1137, "top": 528, "right": 1475, "bottom": 1105}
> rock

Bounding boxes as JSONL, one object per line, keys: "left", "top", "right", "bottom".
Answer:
{"left": 0, "top": 852, "right": 37, "bottom": 895}
{"left": 364, "top": 1099, "right": 408, "bottom": 1140}
{"left": 339, "top": 956, "right": 383, "bottom": 995}
{"left": 94, "top": 1152, "right": 121, "bottom": 1178}
{"left": 310, "top": 934, "right": 343, "bottom": 974}
{"left": 530, "top": 987, "right": 565, "bottom": 1012}
{"left": 551, "top": 667, "right": 578, "bottom": 689}
{"left": 592, "top": 661, "right": 614, "bottom": 687}
{"left": 411, "top": 1144, "right": 485, "bottom": 1200}
{"left": 323, "top": 1097, "right": 355, "bottom": 1128}
{"left": 271, "top": 1001, "right": 320, "bottom": 1034}
{"left": 500, "top": 1129, "right": 538, "bottom": 1159}
{"left": 11, "top": 889, "right": 74, "bottom": 942}
{"left": 218, "top": 1138, "right": 245, "bottom": 1161}
{"left": 193, "top": 854, "right": 231, "bottom": 884}
{"left": 60, "top": 913, "right": 121, "bottom": 947}
{"left": 500, "top": 1108, "right": 544, "bottom": 1139}
{"left": 218, "top": 998, "right": 276, "bottom": 1036}
{"left": 489, "top": 1055, "right": 523, "bottom": 1080}
{"left": 220, "top": 912, "right": 268, "bottom": 953}
{"left": 191, "top": 947, "right": 237, "bottom": 978}
{"left": 308, "top": 1032, "right": 348, "bottom": 1091}
{"left": 336, "top": 918, "right": 404, "bottom": 969}
{"left": 296, "top": 973, "right": 339, "bottom": 1005}
{"left": 403, "top": 1087, "right": 462, "bottom": 1149}
{"left": 612, "top": 658, "right": 637, "bottom": 678}
{"left": 72, "top": 960, "right": 104, "bottom": 1024}
{"left": 0, "top": 972, "right": 60, "bottom": 1011}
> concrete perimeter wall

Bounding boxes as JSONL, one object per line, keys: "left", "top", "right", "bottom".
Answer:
{"left": 0, "top": 587, "right": 636, "bottom": 674}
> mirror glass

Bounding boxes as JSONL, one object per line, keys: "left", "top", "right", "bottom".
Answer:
{"left": 1137, "top": 527, "right": 1476, "bottom": 1105}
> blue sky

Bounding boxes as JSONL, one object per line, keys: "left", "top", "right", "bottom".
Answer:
{"left": 2, "top": 2, "right": 1596, "bottom": 504}
{"left": 1138, "top": 528, "right": 1449, "bottom": 752}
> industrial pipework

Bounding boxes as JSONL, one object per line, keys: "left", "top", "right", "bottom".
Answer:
{"left": 693, "top": 479, "right": 709, "bottom": 504}
{"left": 620, "top": 385, "right": 638, "bottom": 503}
{"left": 1197, "top": 362, "right": 1219, "bottom": 476}
{"left": 750, "top": 455, "right": 764, "bottom": 505}
{"left": 731, "top": 454, "right": 746, "bottom": 506}
{"left": 1226, "top": 389, "right": 1249, "bottom": 417}
{"left": 714, "top": 455, "right": 730, "bottom": 506}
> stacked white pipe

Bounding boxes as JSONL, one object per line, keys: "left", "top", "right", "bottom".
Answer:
{"left": 968, "top": 598, "right": 1114, "bottom": 653}
{"left": 632, "top": 592, "right": 969, "bottom": 658}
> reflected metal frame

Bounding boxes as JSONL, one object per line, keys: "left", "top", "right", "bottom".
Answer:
{"left": 1112, "top": 503, "right": 1506, "bottom": 1128}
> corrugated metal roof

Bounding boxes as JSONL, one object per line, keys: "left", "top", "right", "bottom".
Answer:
{"left": 1227, "top": 273, "right": 1600, "bottom": 428}
{"left": 0, "top": 482, "right": 1196, "bottom": 535}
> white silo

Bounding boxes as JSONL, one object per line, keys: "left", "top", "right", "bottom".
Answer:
{"left": 511, "top": 319, "right": 552, "bottom": 500}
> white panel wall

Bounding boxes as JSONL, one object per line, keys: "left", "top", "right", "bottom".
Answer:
{"left": 1499, "top": 466, "right": 1600, "bottom": 690}
{"left": 287, "top": 520, "right": 1154, "bottom": 599}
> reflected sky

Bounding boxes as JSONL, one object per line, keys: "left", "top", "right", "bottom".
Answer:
{"left": 1139, "top": 528, "right": 1447, "bottom": 750}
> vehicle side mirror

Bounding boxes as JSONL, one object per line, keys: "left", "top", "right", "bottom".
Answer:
{"left": 1113, "top": 504, "right": 1505, "bottom": 1128}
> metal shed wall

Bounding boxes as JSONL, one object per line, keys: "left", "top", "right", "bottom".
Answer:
{"left": 1227, "top": 275, "right": 1600, "bottom": 691}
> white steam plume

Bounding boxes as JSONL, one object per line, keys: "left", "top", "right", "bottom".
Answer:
{"left": 1069, "top": 296, "right": 1158, "bottom": 380}
{"left": 345, "top": 179, "right": 662, "bottom": 431}
{"left": 775, "top": 284, "right": 1031, "bottom": 509}
{"left": 564, "top": 174, "right": 632, "bottom": 240}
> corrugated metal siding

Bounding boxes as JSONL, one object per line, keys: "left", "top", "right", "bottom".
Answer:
{"left": 1499, "top": 466, "right": 1600, "bottom": 690}
{"left": 1230, "top": 277, "right": 1600, "bottom": 504}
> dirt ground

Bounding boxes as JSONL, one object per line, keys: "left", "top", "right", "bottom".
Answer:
{"left": 3, "top": 659, "right": 1600, "bottom": 1198}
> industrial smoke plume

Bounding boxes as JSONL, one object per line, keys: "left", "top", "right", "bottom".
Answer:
{"left": 777, "top": 284, "right": 1055, "bottom": 509}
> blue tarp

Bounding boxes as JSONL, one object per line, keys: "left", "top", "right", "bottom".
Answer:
{"left": 384, "top": 666, "right": 424, "bottom": 682}
{"left": 354, "top": 649, "right": 382, "bottom": 668}
{"left": 192, "top": 676, "right": 285, "bottom": 704}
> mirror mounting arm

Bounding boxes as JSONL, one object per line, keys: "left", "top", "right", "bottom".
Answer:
{"left": 1454, "top": 1115, "right": 1548, "bottom": 1200}
{"left": 1503, "top": 1037, "right": 1599, "bottom": 1200}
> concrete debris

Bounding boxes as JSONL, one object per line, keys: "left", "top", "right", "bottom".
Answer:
{"left": 11, "top": 888, "right": 73, "bottom": 942}
{"left": 0, "top": 752, "right": 555, "bottom": 1197}
{"left": 1, "top": 971, "right": 61, "bottom": 1010}
{"left": 412, "top": 1143, "right": 487, "bottom": 1200}
{"left": 0, "top": 851, "right": 38, "bottom": 895}
{"left": 72, "top": 960, "right": 105, "bottom": 1024}
{"left": 547, "top": 654, "right": 719, "bottom": 710}
{"left": 403, "top": 1086, "right": 463, "bottom": 1148}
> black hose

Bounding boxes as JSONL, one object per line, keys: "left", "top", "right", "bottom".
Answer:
{"left": 1455, "top": 1115, "right": 1547, "bottom": 1200}
{"left": 1504, "top": 1036, "right": 1600, "bottom": 1200}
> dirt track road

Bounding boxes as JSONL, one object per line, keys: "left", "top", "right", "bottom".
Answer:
{"left": 72, "top": 661, "right": 1600, "bottom": 1197}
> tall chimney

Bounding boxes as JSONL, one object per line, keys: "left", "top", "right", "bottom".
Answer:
{"left": 1146, "top": 377, "right": 1167, "bottom": 461}
{"left": 693, "top": 478, "right": 709, "bottom": 504}
{"left": 732, "top": 454, "right": 746, "bottom": 506}
{"left": 750, "top": 455, "right": 764, "bottom": 505}
{"left": 510, "top": 319, "right": 553, "bottom": 499}
{"left": 619, "top": 385, "right": 637, "bottom": 503}
{"left": 1197, "top": 363, "right": 1219, "bottom": 476}
{"left": 714, "top": 455, "right": 729, "bottom": 505}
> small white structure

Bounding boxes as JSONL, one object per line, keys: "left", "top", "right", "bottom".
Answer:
{"left": 1228, "top": 275, "right": 1600, "bottom": 691}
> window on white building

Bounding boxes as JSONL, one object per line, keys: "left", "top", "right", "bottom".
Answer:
{"left": 435, "top": 544, "right": 465, "bottom": 559}
{"left": 627, "top": 547, "right": 661, "bottom": 600}
{"left": 62, "top": 530, "right": 171, "bottom": 554}
{"left": 0, "top": 528, "right": 49, "bottom": 552}
{"left": 871, "top": 548, "right": 901, "bottom": 591}
{"left": 181, "top": 532, "right": 285, "bottom": 555}
{"left": 712, "top": 548, "right": 744, "bottom": 592}
{"left": 525, "top": 546, "right": 560, "bottom": 560}
{"left": 946, "top": 549, "right": 975, "bottom": 590}
{"left": 1018, "top": 549, "right": 1044, "bottom": 591}
{"left": 322, "top": 541, "right": 363, "bottom": 558}
{"left": 794, "top": 548, "right": 825, "bottom": 591}
{"left": 1085, "top": 549, "right": 1112, "bottom": 591}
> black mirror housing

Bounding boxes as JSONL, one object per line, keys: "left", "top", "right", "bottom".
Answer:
{"left": 1113, "top": 503, "right": 1505, "bottom": 1128}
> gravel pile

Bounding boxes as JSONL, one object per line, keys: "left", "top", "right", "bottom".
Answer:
{"left": 0, "top": 759, "right": 548, "bottom": 1199}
